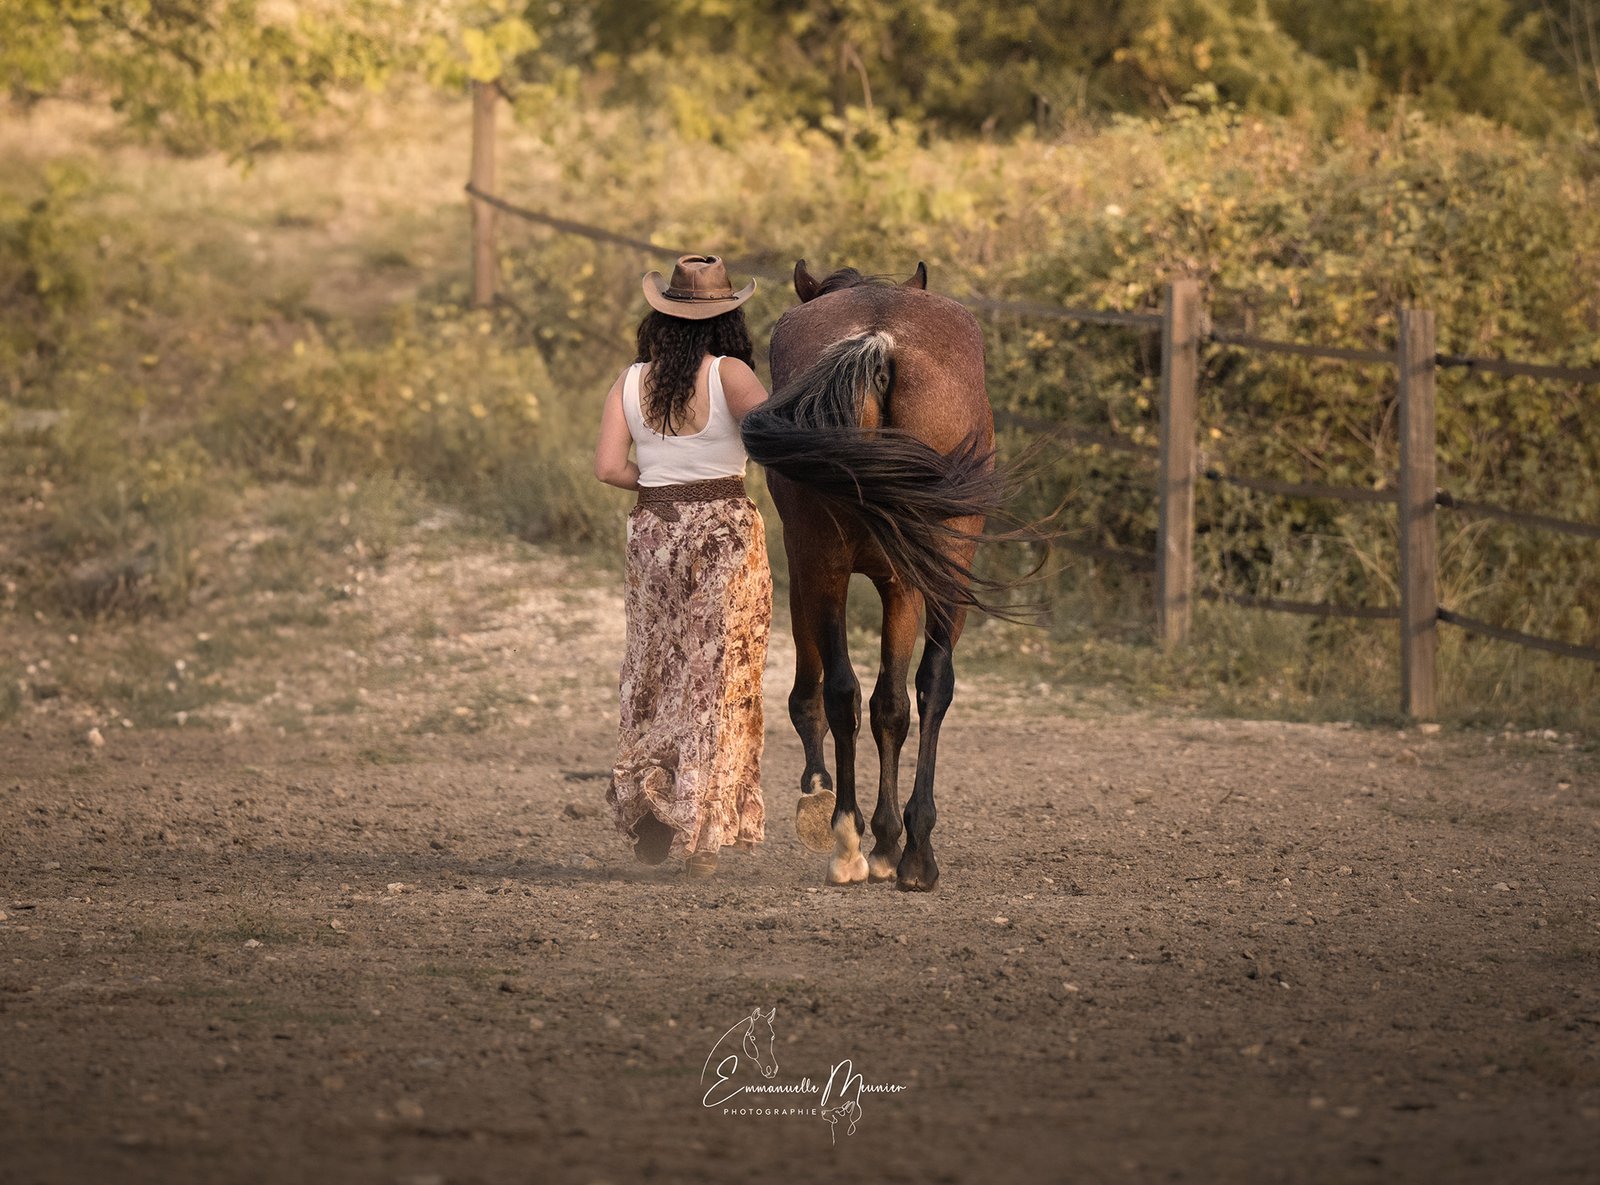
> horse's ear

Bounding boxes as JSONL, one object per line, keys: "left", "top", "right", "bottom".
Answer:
{"left": 904, "top": 261, "right": 928, "bottom": 290}
{"left": 794, "top": 259, "right": 822, "bottom": 303}
{"left": 764, "top": 1007, "right": 776, "bottom": 1021}
{"left": 751, "top": 1005, "right": 764, "bottom": 1019}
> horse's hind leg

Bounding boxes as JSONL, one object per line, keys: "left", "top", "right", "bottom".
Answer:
{"left": 866, "top": 578, "right": 916, "bottom": 881}
{"left": 787, "top": 566, "right": 836, "bottom": 853}
{"left": 818, "top": 582, "right": 868, "bottom": 885}
{"left": 787, "top": 567, "right": 831, "bottom": 795}
{"left": 898, "top": 605, "right": 966, "bottom": 892}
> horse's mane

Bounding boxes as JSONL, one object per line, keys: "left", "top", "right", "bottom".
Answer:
{"left": 815, "top": 268, "right": 897, "bottom": 296}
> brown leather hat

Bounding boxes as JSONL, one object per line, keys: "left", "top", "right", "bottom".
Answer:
{"left": 642, "top": 254, "right": 757, "bottom": 320}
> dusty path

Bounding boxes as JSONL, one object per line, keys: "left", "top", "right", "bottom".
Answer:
{"left": 2, "top": 532, "right": 1598, "bottom": 1185}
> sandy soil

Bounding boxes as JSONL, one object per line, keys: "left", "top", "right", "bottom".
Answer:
{"left": 2, "top": 531, "right": 1598, "bottom": 1185}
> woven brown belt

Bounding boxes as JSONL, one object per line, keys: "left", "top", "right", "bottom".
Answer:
{"left": 635, "top": 476, "right": 747, "bottom": 505}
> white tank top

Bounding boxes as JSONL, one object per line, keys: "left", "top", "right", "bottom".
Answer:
{"left": 622, "top": 356, "right": 749, "bottom": 487}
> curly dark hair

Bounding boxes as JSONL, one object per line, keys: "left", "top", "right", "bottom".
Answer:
{"left": 633, "top": 309, "right": 755, "bottom": 434}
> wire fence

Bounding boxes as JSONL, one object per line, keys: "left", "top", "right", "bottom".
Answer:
{"left": 1199, "top": 590, "right": 1402, "bottom": 621}
{"left": 1433, "top": 491, "right": 1600, "bottom": 542}
{"left": 1436, "top": 609, "right": 1600, "bottom": 664}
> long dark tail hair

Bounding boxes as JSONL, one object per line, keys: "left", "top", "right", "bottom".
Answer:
{"left": 741, "top": 333, "right": 1040, "bottom": 624}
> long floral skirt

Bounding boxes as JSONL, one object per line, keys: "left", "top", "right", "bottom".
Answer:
{"left": 607, "top": 495, "right": 772, "bottom": 858}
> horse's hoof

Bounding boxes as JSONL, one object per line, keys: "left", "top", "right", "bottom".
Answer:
{"left": 867, "top": 850, "right": 900, "bottom": 882}
{"left": 895, "top": 848, "right": 939, "bottom": 892}
{"left": 795, "top": 790, "right": 836, "bottom": 853}
{"left": 826, "top": 857, "right": 868, "bottom": 885}
{"left": 826, "top": 816, "right": 869, "bottom": 884}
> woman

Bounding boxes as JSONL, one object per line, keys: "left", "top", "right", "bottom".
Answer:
{"left": 593, "top": 255, "right": 773, "bottom": 878}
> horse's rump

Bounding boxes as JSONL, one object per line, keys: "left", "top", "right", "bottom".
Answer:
{"left": 740, "top": 328, "right": 1022, "bottom": 623}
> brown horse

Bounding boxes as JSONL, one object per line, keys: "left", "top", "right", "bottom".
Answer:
{"left": 740, "top": 260, "right": 1010, "bottom": 891}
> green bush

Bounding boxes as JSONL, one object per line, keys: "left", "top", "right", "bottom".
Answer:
{"left": 203, "top": 302, "right": 624, "bottom": 544}
{"left": 40, "top": 425, "right": 216, "bottom": 615}
{"left": 0, "top": 161, "right": 100, "bottom": 397}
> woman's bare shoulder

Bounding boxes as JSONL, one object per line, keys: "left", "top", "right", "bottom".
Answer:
{"left": 716, "top": 356, "right": 769, "bottom": 418}
{"left": 607, "top": 361, "right": 639, "bottom": 395}
{"left": 717, "top": 356, "right": 766, "bottom": 395}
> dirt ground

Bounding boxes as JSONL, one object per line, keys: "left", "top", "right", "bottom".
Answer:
{"left": 2, "top": 530, "right": 1598, "bottom": 1185}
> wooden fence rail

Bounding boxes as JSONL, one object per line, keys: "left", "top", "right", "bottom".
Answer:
{"left": 460, "top": 87, "right": 1600, "bottom": 715}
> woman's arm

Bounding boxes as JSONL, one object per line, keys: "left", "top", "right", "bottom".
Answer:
{"left": 594, "top": 370, "right": 641, "bottom": 490}
{"left": 718, "top": 357, "right": 770, "bottom": 422}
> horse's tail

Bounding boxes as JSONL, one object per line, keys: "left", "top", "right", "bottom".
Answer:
{"left": 740, "top": 332, "right": 1031, "bottom": 624}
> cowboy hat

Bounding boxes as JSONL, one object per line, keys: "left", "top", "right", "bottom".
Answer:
{"left": 642, "top": 254, "right": 757, "bottom": 320}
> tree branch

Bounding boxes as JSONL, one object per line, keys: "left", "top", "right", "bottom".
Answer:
{"left": 93, "top": 3, "right": 206, "bottom": 74}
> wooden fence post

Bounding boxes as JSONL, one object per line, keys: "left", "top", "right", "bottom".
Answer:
{"left": 1157, "top": 278, "right": 1202, "bottom": 648}
{"left": 1397, "top": 308, "right": 1439, "bottom": 719}
{"left": 470, "top": 79, "right": 499, "bottom": 309}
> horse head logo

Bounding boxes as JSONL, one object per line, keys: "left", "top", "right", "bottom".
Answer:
{"left": 740, "top": 1005, "right": 779, "bottom": 1078}
{"left": 701, "top": 1006, "right": 779, "bottom": 1105}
